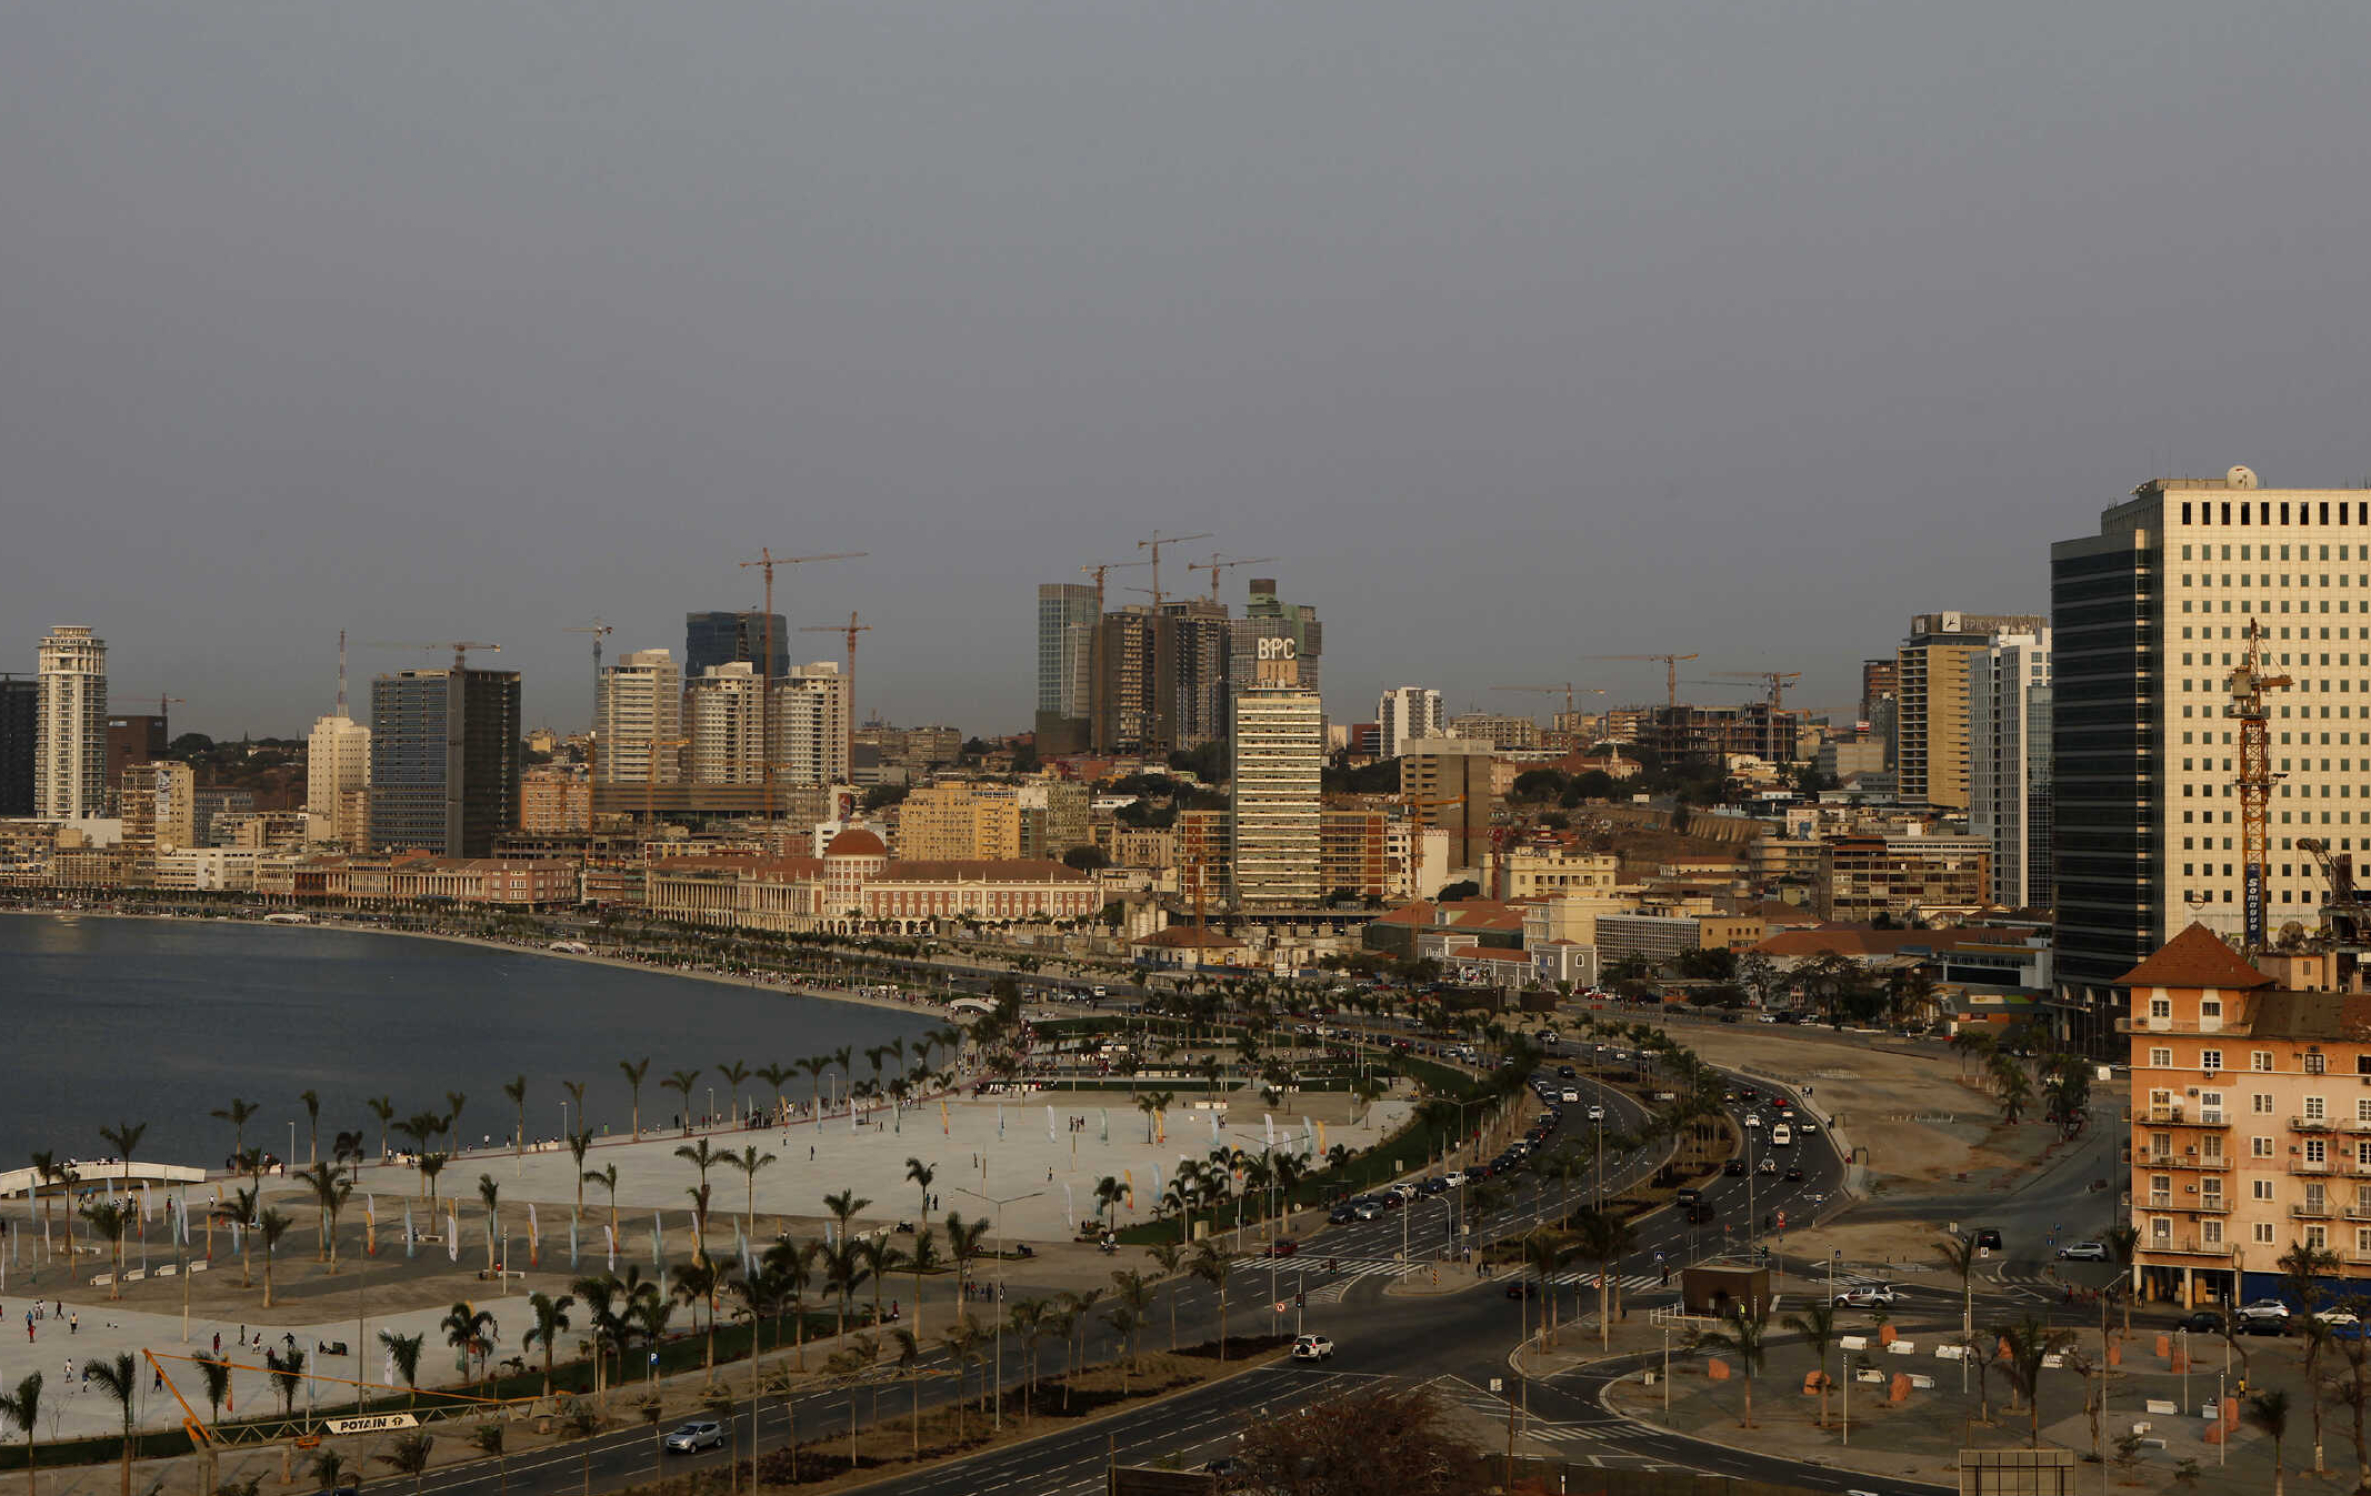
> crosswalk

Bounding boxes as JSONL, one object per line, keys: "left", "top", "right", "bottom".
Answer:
{"left": 1425, "top": 1375, "right": 1628, "bottom": 1445}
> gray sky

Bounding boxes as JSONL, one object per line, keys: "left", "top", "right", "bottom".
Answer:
{"left": 6, "top": 3, "right": 2369, "bottom": 739}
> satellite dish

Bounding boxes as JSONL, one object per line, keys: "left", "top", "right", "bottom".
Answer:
{"left": 2229, "top": 465, "right": 2259, "bottom": 489}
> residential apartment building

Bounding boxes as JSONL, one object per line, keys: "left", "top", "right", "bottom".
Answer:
{"left": 1815, "top": 834, "right": 1992, "bottom": 922}
{"left": 595, "top": 649, "right": 684, "bottom": 788}
{"left": 1230, "top": 682, "right": 1324, "bottom": 909}
{"left": 1400, "top": 736, "right": 1497, "bottom": 872}
{"left": 1895, "top": 612, "right": 2048, "bottom": 811}
{"left": 1377, "top": 687, "right": 1444, "bottom": 760}
{"left": 686, "top": 663, "right": 768, "bottom": 785}
{"left": 1448, "top": 712, "right": 1541, "bottom": 752}
{"left": 1035, "top": 582, "right": 1100, "bottom": 756}
{"left": 520, "top": 767, "right": 592, "bottom": 834}
{"left": 34, "top": 625, "right": 107, "bottom": 820}
{"left": 898, "top": 780, "right": 1024, "bottom": 862}
{"left": 1164, "top": 599, "right": 1234, "bottom": 750}
{"left": 367, "top": 667, "right": 523, "bottom": 857}
{"left": 1017, "top": 780, "right": 1092, "bottom": 860}
{"left": 2125, "top": 926, "right": 2371, "bottom": 1307}
{"left": 1486, "top": 838, "right": 1620, "bottom": 901}
{"left": 1969, "top": 630, "right": 2054, "bottom": 908}
{"left": 103, "top": 716, "right": 168, "bottom": 812}
{"left": 2053, "top": 467, "right": 2371, "bottom": 1016}
{"left": 120, "top": 762, "right": 196, "bottom": 857}
{"left": 1319, "top": 807, "right": 1396, "bottom": 902}
{"left": 0, "top": 676, "right": 36, "bottom": 816}
{"left": 771, "top": 661, "right": 851, "bottom": 787}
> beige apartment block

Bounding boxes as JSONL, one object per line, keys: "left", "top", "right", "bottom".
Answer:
{"left": 899, "top": 780, "right": 1023, "bottom": 862}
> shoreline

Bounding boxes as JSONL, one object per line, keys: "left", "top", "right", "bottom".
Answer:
{"left": 2, "top": 902, "right": 952, "bottom": 1023}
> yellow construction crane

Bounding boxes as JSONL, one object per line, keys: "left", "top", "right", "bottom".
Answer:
{"left": 733, "top": 549, "right": 866, "bottom": 821}
{"left": 1582, "top": 653, "right": 1698, "bottom": 709}
{"left": 1190, "top": 553, "right": 1278, "bottom": 604}
{"left": 368, "top": 641, "right": 502, "bottom": 671}
{"left": 1080, "top": 559, "right": 1151, "bottom": 614}
{"left": 1712, "top": 669, "right": 1804, "bottom": 712}
{"left": 800, "top": 610, "right": 872, "bottom": 772}
{"left": 1135, "top": 530, "right": 1214, "bottom": 609}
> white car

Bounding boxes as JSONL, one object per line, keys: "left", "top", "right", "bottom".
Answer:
{"left": 1561, "top": 1088, "right": 1581, "bottom": 1104}
{"left": 662, "top": 1421, "right": 724, "bottom": 1454}
{"left": 1586, "top": 1105, "right": 1605, "bottom": 1122}
{"left": 1440, "top": 1170, "right": 1467, "bottom": 1188}
{"left": 1292, "top": 1334, "right": 1336, "bottom": 1362}
{"left": 1743, "top": 1114, "right": 1763, "bottom": 1129}
{"left": 2238, "top": 1299, "right": 2292, "bottom": 1324}
{"left": 1833, "top": 1285, "right": 1901, "bottom": 1308}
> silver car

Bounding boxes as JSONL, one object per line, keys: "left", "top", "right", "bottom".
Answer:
{"left": 662, "top": 1421, "right": 724, "bottom": 1454}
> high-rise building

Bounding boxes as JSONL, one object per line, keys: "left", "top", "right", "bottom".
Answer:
{"left": 595, "top": 649, "right": 684, "bottom": 788}
{"left": 0, "top": 676, "right": 35, "bottom": 817}
{"left": 103, "top": 716, "right": 169, "bottom": 810}
{"left": 120, "top": 761, "right": 196, "bottom": 856}
{"left": 1895, "top": 612, "right": 2049, "bottom": 810}
{"left": 1230, "top": 682, "right": 1324, "bottom": 910}
{"left": 686, "top": 663, "right": 768, "bottom": 786}
{"left": 307, "top": 712, "right": 372, "bottom": 845}
{"left": 684, "top": 611, "right": 788, "bottom": 683}
{"left": 1400, "top": 737, "right": 1497, "bottom": 876}
{"left": 772, "top": 661, "right": 852, "bottom": 787}
{"left": 34, "top": 625, "right": 107, "bottom": 820}
{"left": 1093, "top": 607, "right": 1175, "bottom": 757}
{"left": 2050, "top": 466, "right": 2371, "bottom": 1023}
{"left": 1017, "top": 780, "right": 1092, "bottom": 860}
{"left": 1035, "top": 583, "right": 1098, "bottom": 755}
{"left": 1376, "top": 687, "right": 1444, "bottom": 760}
{"left": 1969, "top": 630, "right": 2053, "bottom": 909}
{"left": 1163, "top": 599, "right": 1234, "bottom": 750}
{"left": 367, "top": 668, "right": 522, "bottom": 856}
{"left": 1229, "top": 577, "right": 1322, "bottom": 702}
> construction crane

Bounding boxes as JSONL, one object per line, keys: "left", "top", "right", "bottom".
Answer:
{"left": 2227, "top": 619, "right": 2292, "bottom": 953}
{"left": 800, "top": 610, "right": 871, "bottom": 776}
{"left": 1190, "top": 553, "right": 1278, "bottom": 604}
{"left": 1582, "top": 653, "right": 1698, "bottom": 709}
{"left": 1490, "top": 683, "right": 1605, "bottom": 723}
{"left": 1712, "top": 670, "right": 1804, "bottom": 712}
{"left": 564, "top": 620, "right": 613, "bottom": 798}
{"left": 1135, "top": 530, "right": 1214, "bottom": 609}
{"left": 368, "top": 641, "right": 502, "bottom": 671}
{"left": 1080, "top": 559, "right": 1151, "bottom": 614}
{"left": 734, "top": 549, "right": 866, "bottom": 822}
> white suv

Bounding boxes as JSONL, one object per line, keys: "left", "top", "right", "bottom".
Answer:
{"left": 1292, "top": 1334, "right": 1336, "bottom": 1362}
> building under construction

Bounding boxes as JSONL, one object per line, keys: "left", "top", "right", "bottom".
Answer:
{"left": 1634, "top": 700, "right": 1804, "bottom": 767}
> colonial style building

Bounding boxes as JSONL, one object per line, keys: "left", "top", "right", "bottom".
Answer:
{"left": 644, "top": 827, "right": 1099, "bottom": 935}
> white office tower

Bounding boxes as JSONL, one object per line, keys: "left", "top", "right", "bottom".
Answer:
{"left": 1968, "top": 630, "right": 2052, "bottom": 909}
{"left": 771, "top": 661, "right": 850, "bottom": 786}
{"left": 1231, "top": 683, "right": 1325, "bottom": 910}
{"left": 34, "top": 625, "right": 107, "bottom": 819}
{"left": 596, "top": 649, "right": 684, "bottom": 787}
{"left": 1376, "top": 686, "right": 1444, "bottom": 760}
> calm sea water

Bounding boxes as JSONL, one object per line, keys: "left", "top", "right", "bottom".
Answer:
{"left": 0, "top": 914, "right": 934, "bottom": 1169}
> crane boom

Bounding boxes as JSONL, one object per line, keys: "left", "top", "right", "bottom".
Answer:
{"left": 733, "top": 549, "right": 866, "bottom": 822}
{"left": 1581, "top": 653, "right": 1698, "bottom": 708}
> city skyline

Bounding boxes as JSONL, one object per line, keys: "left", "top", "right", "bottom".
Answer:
{"left": 11, "top": 7, "right": 2368, "bottom": 738}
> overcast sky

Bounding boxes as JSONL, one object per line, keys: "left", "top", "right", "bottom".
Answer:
{"left": 6, "top": 3, "right": 2369, "bottom": 740}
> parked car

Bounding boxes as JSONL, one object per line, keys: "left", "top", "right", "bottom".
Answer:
{"left": 2176, "top": 1309, "right": 2225, "bottom": 1334}
{"left": 1291, "top": 1334, "right": 1335, "bottom": 1362}
{"left": 662, "top": 1422, "right": 724, "bottom": 1454}
{"left": 1505, "top": 1279, "right": 1541, "bottom": 1299}
{"left": 1352, "top": 1200, "right": 1385, "bottom": 1221}
{"left": 2238, "top": 1299, "right": 2292, "bottom": 1327}
{"left": 1327, "top": 1203, "right": 1360, "bottom": 1224}
{"left": 2057, "top": 1241, "right": 2111, "bottom": 1262}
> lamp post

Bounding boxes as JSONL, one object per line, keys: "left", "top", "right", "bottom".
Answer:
{"left": 955, "top": 1185, "right": 1044, "bottom": 1433}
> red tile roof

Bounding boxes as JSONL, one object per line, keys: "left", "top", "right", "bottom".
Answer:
{"left": 2115, "top": 924, "right": 2274, "bottom": 992}
{"left": 825, "top": 828, "right": 889, "bottom": 857}
{"left": 1133, "top": 924, "right": 1245, "bottom": 949}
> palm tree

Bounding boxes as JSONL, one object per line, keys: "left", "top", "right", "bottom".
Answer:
{"left": 756, "top": 1063, "right": 793, "bottom": 1128}
{"left": 945, "top": 1211, "right": 990, "bottom": 1304}
{"left": 87, "top": 1354, "right": 137, "bottom": 1496}
{"left": 887, "top": 1327, "right": 924, "bottom": 1455}
{"left": 1571, "top": 1209, "right": 1638, "bottom": 1349}
{"left": 77, "top": 1201, "right": 131, "bottom": 1301}
{"left": 619, "top": 1058, "right": 651, "bottom": 1140}
{"left": 663, "top": 1067, "right": 702, "bottom": 1134}
{"left": 468, "top": 1425, "right": 507, "bottom": 1496}
{"left": 586, "top": 1162, "right": 621, "bottom": 1238}
{"left": 2279, "top": 1239, "right": 2341, "bottom": 1474}
{"left": 1694, "top": 1301, "right": 1771, "bottom": 1427}
{"left": 256, "top": 1208, "right": 293, "bottom": 1307}
{"left": 904, "top": 1227, "right": 941, "bottom": 1343}
{"left": 1006, "top": 1297, "right": 1048, "bottom": 1424}
{"left": 858, "top": 1235, "right": 906, "bottom": 1329}
{"left": 798, "top": 1054, "right": 832, "bottom": 1124}
{"left": 212, "top": 1097, "right": 260, "bottom": 1166}
{"left": 1936, "top": 1233, "right": 1979, "bottom": 1358}
{"left": 0, "top": 1372, "right": 43, "bottom": 1496}
{"left": 763, "top": 1238, "right": 818, "bottom": 1370}
{"left": 938, "top": 1316, "right": 983, "bottom": 1441}
{"left": 298, "top": 1091, "right": 321, "bottom": 1166}
{"left": 523, "top": 1291, "right": 575, "bottom": 1394}
{"left": 299, "top": 1160, "right": 353, "bottom": 1265}
{"left": 25, "top": 1153, "right": 69, "bottom": 1261}
{"left": 905, "top": 1156, "right": 937, "bottom": 1242}
{"left": 821, "top": 1237, "right": 868, "bottom": 1341}
{"left": 418, "top": 1151, "right": 449, "bottom": 1210}
{"left": 1109, "top": 1268, "right": 1154, "bottom": 1373}
{"left": 716, "top": 1061, "right": 751, "bottom": 1124}
{"left": 1785, "top": 1300, "right": 1843, "bottom": 1429}
{"left": 2252, "top": 1388, "right": 2294, "bottom": 1496}
{"left": 1060, "top": 1287, "right": 1104, "bottom": 1410}
{"left": 1146, "top": 1241, "right": 1187, "bottom": 1351}
{"left": 502, "top": 1074, "right": 528, "bottom": 1158}
{"left": 366, "top": 1096, "right": 395, "bottom": 1162}
{"left": 445, "top": 1090, "right": 468, "bottom": 1153}
{"left": 378, "top": 1329, "right": 425, "bottom": 1407}
{"left": 831, "top": 1045, "right": 856, "bottom": 1110}
{"left": 97, "top": 1122, "right": 145, "bottom": 1215}
{"left": 1993, "top": 1315, "right": 2073, "bottom": 1448}
{"left": 676, "top": 1139, "right": 723, "bottom": 1261}
{"left": 442, "top": 1301, "right": 498, "bottom": 1387}
{"left": 1190, "top": 1241, "right": 1233, "bottom": 1361}
{"left": 565, "top": 1130, "right": 593, "bottom": 1220}
{"left": 2105, "top": 1223, "right": 2141, "bottom": 1338}
{"left": 670, "top": 1260, "right": 722, "bottom": 1375}
{"left": 377, "top": 1432, "right": 433, "bottom": 1496}
{"left": 725, "top": 1145, "right": 777, "bottom": 1237}
{"left": 477, "top": 1173, "right": 502, "bottom": 1271}
{"left": 309, "top": 1450, "right": 355, "bottom": 1496}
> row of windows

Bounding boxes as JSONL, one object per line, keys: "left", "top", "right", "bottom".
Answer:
{"left": 2138, "top": 1041, "right": 2358, "bottom": 1076}
{"left": 2183, "top": 598, "right": 2368, "bottom": 614}
{"left": 2179, "top": 502, "right": 2371, "bottom": 528}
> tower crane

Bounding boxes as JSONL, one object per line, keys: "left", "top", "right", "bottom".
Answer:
{"left": 1490, "top": 683, "right": 1604, "bottom": 723}
{"left": 1190, "top": 554, "right": 1278, "bottom": 605}
{"left": 1135, "top": 531, "right": 1214, "bottom": 609}
{"left": 1080, "top": 560, "right": 1151, "bottom": 614}
{"left": 1582, "top": 653, "right": 1698, "bottom": 709}
{"left": 367, "top": 641, "right": 502, "bottom": 671}
{"left": 2227, "top": 619, "right": 2291, "bottom": 953}
{"left": 565, "top": 620, "right": 613, "bottom": 795}
{"left": 1712, "top": 670, "right": 1804, "bottom": 712}
{"left": 733, "top": 549, "right": 866, "bottom": 822}
{"left": 800, "top": 611, "right": 871, "bottom": 776}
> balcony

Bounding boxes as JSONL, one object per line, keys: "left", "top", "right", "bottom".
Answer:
{"left": 2296, "top": 1116, "right": 2338, "bottom": 1133}
{"left": 2343, "top": 1207, "right": 2371, "bottom": 1222}
{"left": 2343, "top": 1118, "right": 2371, "bottom": 1134}
{"left": 2292, "top": 1159, "right": 2338, "bottom": 1176}
{"left": 2144, "top": 1105, "right": 2186, "bottom": 1124}
{"left": 2191, "top": 1200, "right": 2232, "bottom": 1215}
{"left": 2143, "top": 1236, "right": 2229, "bottom": 1258}
{"left": 2140, "top": 1150, "right": 2230, "bottom": 1170}
{"left": 2348, "top": 1250, "right": 2371, "bottom": 1267}
{"left": 2149, "top": 1194, "right": 2173, "bottom": 1210}
{"left": 2293, "top": 1202, "right": 2337, "bottom": 1220}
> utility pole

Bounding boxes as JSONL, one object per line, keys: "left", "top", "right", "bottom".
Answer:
{"left": 734, "top": 550, "right": 865, "bottom": 825}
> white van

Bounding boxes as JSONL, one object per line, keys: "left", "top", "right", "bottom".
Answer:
{"left": 1770, "top": 1123, "right": 1794, "bottom": 1148}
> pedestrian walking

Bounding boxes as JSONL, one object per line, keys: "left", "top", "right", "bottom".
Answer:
{"left": 68, "top": 1311, "right": 77, "bottom": 1335}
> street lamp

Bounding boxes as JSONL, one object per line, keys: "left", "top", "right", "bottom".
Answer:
{"left": 955, "top": 1185, "right": 1044, "bottom": 1433}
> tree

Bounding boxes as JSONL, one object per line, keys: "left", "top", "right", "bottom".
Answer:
{"left": 1785, "top": 1300, "right": 1842, "bottom": 1429}
{"left": 309, "top": 1450, "right": 355, "bottom": 1496}
{"left": 442, "top": 1302, "right": 498, "bottom": 1388}
{"left": 502, "top": 1075, "right": 528, "bottom": 1159}
{"left": 1993, "top": 1315, "right": 2074, "bottom": 1448}
{"left": 77, "top": 1201, "right": 131, "bottom": 1301}
{"left": 619, "top": 1058, "right": 651, "bottom": 1141}
{"left": 716, "top": 1061, "right": 751, "bottom": 1124}
{"left": 726, "top": 1144, "right": 777, "bottom": 1238}
{"left": 523, "top": 1291, "right": 575, "bottom": 1395}
{"left": 1190, "top": 1241, "right": 1233, "bottom": 1360}
{"left": 1571, "top": 1210, "right": 1638, "bottom": 1349}
{"left": 585, "top": 1162, "right": 620, "bottom": 1236}
{"left": 1694, "top": 1301, "right": 1771, "bottom": 1427}
{"left": 379, "top": 1330, "right": 425, "bottom": 1407}
{"left": 87, "top": 1355, "right": 139, "bottom": 1496}
{"left": 663, "top": 1067, "right": 703, "bottom": 1134}
{"left": 477, "top": 1173, "right": 502, "bottom": 1271}
{"left": 256, "top": 1208, "right": 293, "bottom": 1307}
{"left": 264, "top": 1346, "right": 306, "bottom": 1418}
{"left": 468, "top": 1424, "right": 507, "bottom": 1496}
{"left": 212, "top": 1098, "right": 260, "bottom": 1168}
{"left": 1062, "top": 845, "right": 1110, "bottom": 872}
{"left": 1235, "top": 1383, "right": 1477, "bottom": 1496}
{"left": 376, "top": 1432, "right": 434, "bottom": 1496}
{"left": 300, "top": 1160, "right": 353, "bottom": 1265}
{"left": 2251, "top": 1387, "right": 2293, "bottom": 1496}
{"left": 671, "top": 1260, "right": 722, "bottom": 1375}
{"left": 0, "top": 1372, "right": 43, "bottom": 1496}
{"left": 2280, "top": 1240, "right": 2341, "bottom": 1476}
